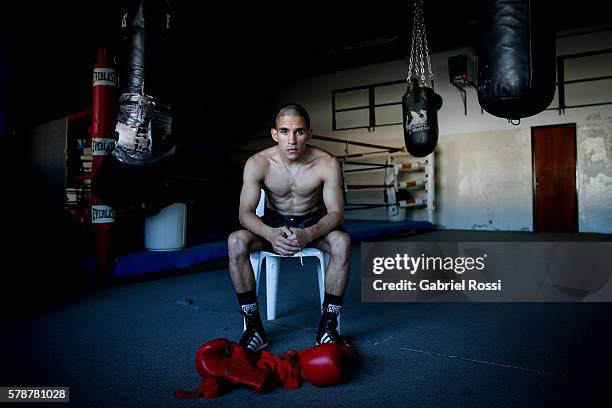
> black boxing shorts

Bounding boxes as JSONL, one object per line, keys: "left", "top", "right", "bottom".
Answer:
{"left": 261, "top": 208, "right": 347, "bottom": 233}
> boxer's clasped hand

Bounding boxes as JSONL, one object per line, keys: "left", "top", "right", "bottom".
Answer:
{"left": 286, "top": 227, "right": 313, "bottom": 250}
{"left": 269, "top": 226, "right": 301, "bottom": 255}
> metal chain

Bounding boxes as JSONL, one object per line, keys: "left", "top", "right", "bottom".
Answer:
{"left": 407, "top": 0, "right": 434, "bottom": 87}
{"left": 418, "top": 25, "right": 425, "bottom": 83}
{"left": 418, "top": 2, "right": 427, "bottom": 85}
{"left": 408, "top": 16, "right": 417, "bottom": 80}
{"left": 421, "top": 9, "right": 434, "bottom": 84}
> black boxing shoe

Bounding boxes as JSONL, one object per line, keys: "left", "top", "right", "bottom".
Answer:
{"left": 316, "top": 307, "right": 350, "bottom": 347}
{"left": 239, "top": 306, "right": 269, "bottom": 354}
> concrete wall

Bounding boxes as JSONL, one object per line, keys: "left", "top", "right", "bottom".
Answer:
{"left": 268, "top": 29, "right": 612, "bottom": 233}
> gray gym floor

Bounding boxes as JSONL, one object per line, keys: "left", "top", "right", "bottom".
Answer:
{"left": 2, "top": 230, "right": 611, "bottom": 407}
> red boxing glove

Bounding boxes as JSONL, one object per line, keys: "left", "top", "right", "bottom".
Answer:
{"left": 258, "top": 350, "right": 301, "bottom": 389}
{"left": 174, "top": 375, "right": 228, "bottom": 400}
{"left": 196, "top": 338, "right": 276, "bottom": 394}
{"left": 298, "top": 343, "right": 358, "bottom": 387}
{"left": 176, "top": 341, "right": 230, "bottom": 400}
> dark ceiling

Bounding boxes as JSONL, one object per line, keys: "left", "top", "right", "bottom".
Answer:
{"left": 7, "top": 0, "right": 610, "bottom": 130}
{"left": 180, "top": 0, "right": 610, "bottom": 80}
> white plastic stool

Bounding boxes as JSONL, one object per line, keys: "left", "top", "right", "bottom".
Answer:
{"left": 247, "top": 189, "right": 338, "bottom": 330}
{"left": 249, "top": 248, "right": 330, "bottom": 320}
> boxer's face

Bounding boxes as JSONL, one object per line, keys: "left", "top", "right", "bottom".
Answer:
{"left": 271, "top": 115, "right": 311, "bottom": 161}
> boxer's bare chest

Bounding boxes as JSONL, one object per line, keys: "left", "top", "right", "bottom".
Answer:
{"left": 263, "top": 156, "right": 324, "bottom": 215}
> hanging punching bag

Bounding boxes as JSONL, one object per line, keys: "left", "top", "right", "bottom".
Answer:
{"left": 477, "top": 0, "right": 556, "bottom": 120}
{"left": 113, "top": 0, "right": 174, "bottom": 165}
{"left": 92, "top": 0, "right": 178, "bottom": 213}
{"left": 402, "top": 78, "right": 443, "bottom": 157}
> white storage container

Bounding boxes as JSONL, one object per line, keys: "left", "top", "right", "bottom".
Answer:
{"left": 144, "top": 202, "right": 187, "bottom": 251}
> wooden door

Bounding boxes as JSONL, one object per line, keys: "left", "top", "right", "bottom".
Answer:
{"left": 532, "top": 124, "right": 578, "bottom": 232}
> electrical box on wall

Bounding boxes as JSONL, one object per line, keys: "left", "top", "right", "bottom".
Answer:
{"left": 448, "top": 54, "right": 476, "bottom": 84}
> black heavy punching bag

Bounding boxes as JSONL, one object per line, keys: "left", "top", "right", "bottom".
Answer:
{"left": 113, "top": 0, "right": 175, "bottom": 165}
{"left": 93, "top": 0, "right": 177, "bottom": 211}
{"left": 477, "top": 0, "right": 556, "bottom": 120}
{"left": 402, "top": 78, "right": 443, "bottom": 157}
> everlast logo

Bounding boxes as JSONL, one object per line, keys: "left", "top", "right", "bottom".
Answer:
{"left": 92, "top": 206, "right": 116, "bottom": 223}
{"left": 92, "top": 138, "right": 115, "bottom": 156}
{"left": 93, "top": 68, "right": 119, "bottom": 87}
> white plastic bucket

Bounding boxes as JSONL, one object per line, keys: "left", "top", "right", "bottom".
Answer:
{"left": 144, "top": 202, "right": 187, "bottom": 251}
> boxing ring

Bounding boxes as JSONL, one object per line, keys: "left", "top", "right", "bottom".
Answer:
{"left": 310, "top": 134, "right": 435, "bottom": 225}
{"left": 83, "top": 216, "right": 434, "bottom": 279}
{"left": 83, "top": 135, "right": 435, "bottom": 279}
{"left": 342, "top": 157, "right": 435, "bottom": 224}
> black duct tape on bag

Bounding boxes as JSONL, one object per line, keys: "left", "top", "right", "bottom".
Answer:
{"left": 113, "top": 0, "right": 174, "bottom": 165}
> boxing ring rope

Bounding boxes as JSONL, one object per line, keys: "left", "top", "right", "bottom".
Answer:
{"left": 310, "top": 134, "right": 435, "bottom": 224}
{"left": 68, "top": 110, "right": 91, "bottom": 123}
{"left": 341, "top": 150, "right": 400, "bottom": 159}
{"left": 312, "top": 134, "right": 405, "bottom": 154}
{"left": 343, "top": 158, "right": 434, "bottom": 223}
{"left": 345, "top": 180, "right": 426, "bottom": 190}
{"left": 344, "top": 163, "right": 391, "bottom": 173}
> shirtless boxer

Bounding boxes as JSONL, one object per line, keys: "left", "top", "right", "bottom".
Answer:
{"left": 227, "top": 103, "right": 351, "bottom": 353}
